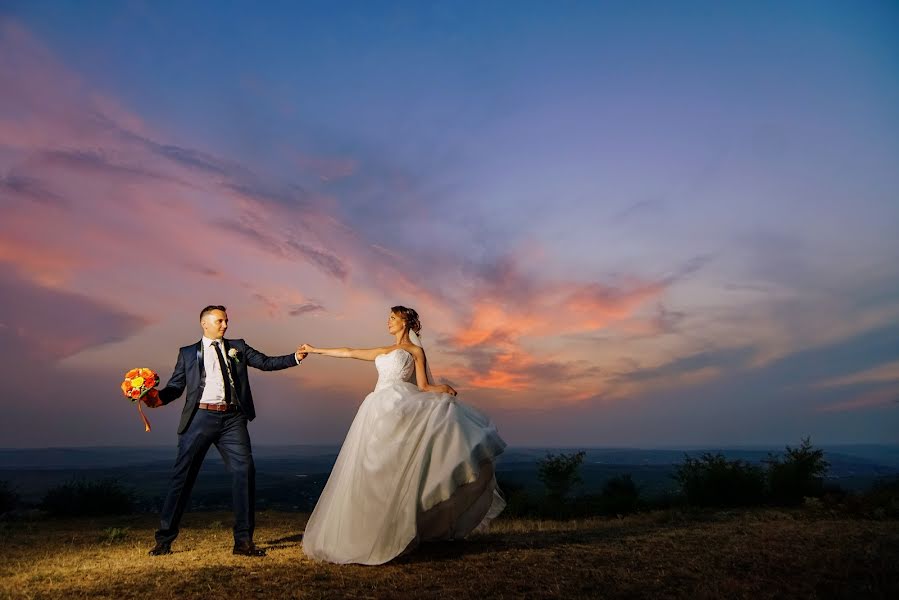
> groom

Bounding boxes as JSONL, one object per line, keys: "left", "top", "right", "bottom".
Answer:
{"left": 145, "top": 305, "right": 306, "bottom": 557}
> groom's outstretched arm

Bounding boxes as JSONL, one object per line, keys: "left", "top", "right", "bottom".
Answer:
{"left": 241, "top": 340, "right": 302, "bottom": 371}
{"left": 157, "top": 350, "right": 187, "bottom": 404}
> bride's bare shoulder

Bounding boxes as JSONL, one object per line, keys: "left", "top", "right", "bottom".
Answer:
{"left": 401, "top": 344, "right": 424, "bottom": 358}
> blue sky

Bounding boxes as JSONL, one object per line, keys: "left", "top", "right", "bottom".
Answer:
{"left": 0, "top": 1, "right": 897, "bottom": 447}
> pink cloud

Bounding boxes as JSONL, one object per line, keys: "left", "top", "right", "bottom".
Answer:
{"left": 0, "top": 19, "right": 370, "bottom": 314}
{"left": 813, "top": 361, "right": 899, "bottom": 389}
{"left": 0, "top": 264, "right": 149, "bottom": 361}
{"left": 0, "top": 19, "right": 151, "bottom": 152}
{"left": 817, "top": 387, "right": 899, "bottom": 413}
{"left": 437, "top": 255, "right": 672, "bottom": 398}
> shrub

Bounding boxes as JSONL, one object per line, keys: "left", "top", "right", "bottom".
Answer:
{"left": 674, "top": 452, "right": 766, "bottom": 507}
{"left": 537, "top": 451, "right": 586, "bottom": 503}
{"left": 599, "top": 474, "right": 640, "bottom": 515}
{"left": 765, "top": 437, "right": 829, "bottom": 506}
{"left": 0, "top": 481, "right": 18, "bottom": 514}
{"left": 41, "top": 479, "right": 135, "bottom": 517}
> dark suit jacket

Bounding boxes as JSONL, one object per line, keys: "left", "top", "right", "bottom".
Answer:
{"left": 158, "top": 338, "right": 298, "bottom": 434}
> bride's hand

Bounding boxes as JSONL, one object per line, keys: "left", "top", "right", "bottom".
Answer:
{"left": 299, "top": 343, "right": 315, "bottom": 354}
{"left": 441, "top": 384, "right": 457, "bottom": 397}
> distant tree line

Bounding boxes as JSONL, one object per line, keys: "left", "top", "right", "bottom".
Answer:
{"left": 1, "top": 437, "right": 897, "bottom": 520}
{"left": 0, "top": 478, "right": 135, "bottom": 518}
{"left": 673, "top": 437, "right": 829, "bottom": 507}
{"left": 501, "top": 438, "right": 899, "bottom": 519}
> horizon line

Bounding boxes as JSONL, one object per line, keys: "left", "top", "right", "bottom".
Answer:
{"left": 2, "top": 442, "right": 897, "bottom": 452}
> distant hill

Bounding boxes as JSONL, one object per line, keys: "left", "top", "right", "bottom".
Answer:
{"left": 3, "top": 443, "right": 898, "bottom": 468}
{"left": 2, "top": 444, "right": 897, "bottom": 506}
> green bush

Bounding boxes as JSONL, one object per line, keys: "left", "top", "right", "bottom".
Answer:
{"left": 765, "top": 437, "right": 829, "bottom": 505}
{"left": 0, "top": 481, "right": 18, "bottom": 514}
{"left": 41, "top": 479, "right": 135, "bottom": 517}
{"left": 537, "top": 451, "right": 586, "bottom": 503}
{"left": 674, "top": 453, "right": 766, "bottom": 507}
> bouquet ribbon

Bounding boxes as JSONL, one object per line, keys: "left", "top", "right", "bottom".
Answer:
{"left": 137, "top": 397, "right": 152, "bottom": 432}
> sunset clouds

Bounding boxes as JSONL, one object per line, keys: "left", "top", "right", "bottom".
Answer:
{"left": 1, "top": 3, "right": 897, "bottom": 446}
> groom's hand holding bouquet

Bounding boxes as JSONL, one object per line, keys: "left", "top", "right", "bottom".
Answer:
{"left": 121, "top": 367, "right": 162, "bottom": 431}
{"left": 142, "top": 387, "right": 163, "bottom": 408}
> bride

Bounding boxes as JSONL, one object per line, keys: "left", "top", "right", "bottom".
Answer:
{"left": 299, "top": 306, "right": 506, "bottom": 565}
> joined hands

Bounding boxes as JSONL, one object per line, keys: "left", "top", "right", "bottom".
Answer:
{"left": 296, "top": 345, "right": 309, "bottom": 362}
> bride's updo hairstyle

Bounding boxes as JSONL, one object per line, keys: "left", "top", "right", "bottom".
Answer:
{"left": 391, "top": 305, "right": 422, "bottom": 335}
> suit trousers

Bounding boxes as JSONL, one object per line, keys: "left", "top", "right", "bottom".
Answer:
{"left": 155, "top": 408, "right": 256, "bottom": 545}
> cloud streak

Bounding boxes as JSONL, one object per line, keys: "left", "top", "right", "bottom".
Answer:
{"left": 0, "top": 265, "right": 149, "bottom": 363}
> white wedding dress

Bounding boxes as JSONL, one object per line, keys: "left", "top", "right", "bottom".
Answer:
{"left": 302, "top": 348, "right": 506, "bottom": 565}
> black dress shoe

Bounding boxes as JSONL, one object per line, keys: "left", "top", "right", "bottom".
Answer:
{"left": 232, "top": 542, "right": 266, "bottom": 556}
{"left": 148, "top": 542, "right": 172, "bottom": 556}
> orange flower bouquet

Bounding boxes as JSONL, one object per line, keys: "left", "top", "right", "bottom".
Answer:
{"left": 121, "top": 368, "right": 161, "bottom": 432}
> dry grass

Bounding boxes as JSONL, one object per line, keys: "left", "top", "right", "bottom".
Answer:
{"left": 1, "top": 509, "right": 896, "bottom": 599}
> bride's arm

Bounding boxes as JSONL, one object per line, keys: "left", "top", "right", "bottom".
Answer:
{"left": 298, "top": 344, "right": 389, "bottom": 361}
{"left": 408, "top": 345, "right": 457, "bottom": 396}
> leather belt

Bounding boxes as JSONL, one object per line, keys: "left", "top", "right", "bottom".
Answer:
{"left": 199, "top": 402, "right": 237, "bottom": 412}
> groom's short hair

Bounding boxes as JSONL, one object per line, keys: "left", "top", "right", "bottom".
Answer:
{"left": 200, "top": 305, "right": 227, "bottom": 319}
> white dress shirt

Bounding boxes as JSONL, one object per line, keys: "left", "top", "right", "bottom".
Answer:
{"left": 199, "top": 336, "right": 232, "bottom": 405}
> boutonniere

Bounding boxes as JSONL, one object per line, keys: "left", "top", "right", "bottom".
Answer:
{"left": 228, "top": 348, "right": 240, "bottom": 362}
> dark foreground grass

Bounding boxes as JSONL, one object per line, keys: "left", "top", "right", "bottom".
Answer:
{"left": 1, "top": 509, "right": 896, "bottom": 599}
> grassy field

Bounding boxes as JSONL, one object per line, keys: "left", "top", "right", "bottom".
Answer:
{"left": 1, "top": 509, "right": 896, "bottom": 599}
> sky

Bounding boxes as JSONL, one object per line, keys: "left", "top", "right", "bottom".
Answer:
{"left": 1, "top": 1, "right": 897, "bottom": 448}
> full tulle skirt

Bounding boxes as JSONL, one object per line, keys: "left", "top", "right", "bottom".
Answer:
{"left": 301, "top": 381, "right": 506, "bottom": 565}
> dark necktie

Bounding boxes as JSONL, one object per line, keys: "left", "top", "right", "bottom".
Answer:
{"left": 210, "top": 340, "right": 234, "bottom": 406}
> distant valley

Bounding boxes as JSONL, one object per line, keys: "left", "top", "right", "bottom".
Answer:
{"left": 2, "top": 444, "right": 897, "bottom": 510}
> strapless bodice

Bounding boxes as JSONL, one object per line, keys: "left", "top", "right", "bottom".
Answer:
{"left": 374, "top": 348, "right": 415, "bottom": 390}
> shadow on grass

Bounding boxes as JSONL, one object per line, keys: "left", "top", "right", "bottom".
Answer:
{"left": 265, "top": 532, "right": 304, "bottom": 544}
{"left": 255, "top": 519, "right": 663, "bottom": 564}
{"left": 262, "top": 532, "right": 304, "bottom": 550}
{"left": 396, "top": 520, "right": 664, "bottom": 564}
